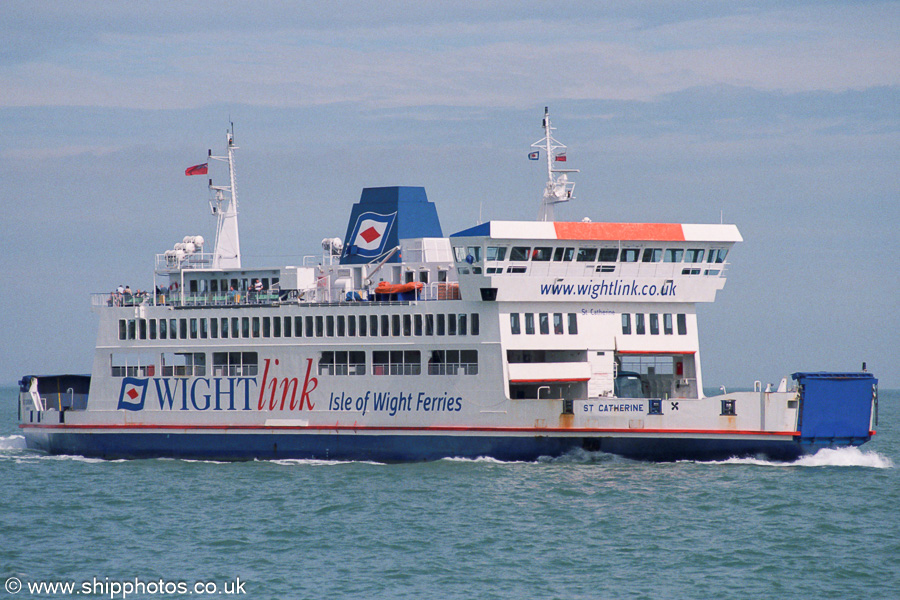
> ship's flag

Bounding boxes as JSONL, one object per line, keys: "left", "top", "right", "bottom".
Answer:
{"left": 185, "top": 163, "right": 209, "bottom": 176}
{"left": 554, "top": 154, "right": 567, "bottom": 162}
{"left": 528, "top": 151, "right": 539, "bottom": 160}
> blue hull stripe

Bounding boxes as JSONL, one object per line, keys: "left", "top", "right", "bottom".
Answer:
{"left": 22, "top": 430, "right": 868, "bottom": 462}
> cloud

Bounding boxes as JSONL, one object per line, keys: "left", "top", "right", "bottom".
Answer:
{"left": 1, "top": 3, "right": 897, "bottom": 110}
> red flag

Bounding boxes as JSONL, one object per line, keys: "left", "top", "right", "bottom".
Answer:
{"left": 554, "top": 154, "right": 567, "bottom": 162}
{"left": 185, "top": 163, "right": 208, "bottom": 176}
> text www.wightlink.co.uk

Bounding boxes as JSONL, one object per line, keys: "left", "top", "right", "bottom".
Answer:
{"left": 539, "top": 280, "right": 677, "bottom": 299}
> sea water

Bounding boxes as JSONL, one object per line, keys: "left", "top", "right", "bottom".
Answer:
{"left": 1, "top": 386, "right": 897, "bottom": 600}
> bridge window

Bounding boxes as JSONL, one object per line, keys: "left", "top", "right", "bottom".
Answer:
{"left": 160, "top": 319, "right": 168, "bottom": 339}
{"left": 686, "top": 249, "right": 705, "bottom": 262}
{"left": 620, "top": 248, "right": 640, "bottom": 262}
{"left": 531, "top": 247, "right": 553, "bottom": 261}
{"left": 598, "top": 248, "right": 618, "bottom": 262}
{"left": 425, "top": 314, "right": 434, "bottom": 336}
{"left": 414, "top": 314, "right": 422, "bottom": 336}
{"left": 358, "top": 315, "right": 367, "bottom": 336}
{"left": 664, "top": 249, "right": 683, "bottom": 263}
{"left": 621, "top": 314, "right": 631, "bottom": 335}
{"left": 635, "top": 313, "right": 646, "bottom": 335}
{"left": 577, "top": 247, "right": 598, "bottom": 262}
{"left": 663, "top": 313, "right": 673, "bottom": 335}
{"left": 272, "top": 316, "right": 280, "bottom": 337}
{"left": 510, "top": 313, "right": 521, "bottom": 335}
{"left": 553, "top": 247, "right": 575, "bottom": 261}
{"left": 708, "top": 248, "right": 728, "bottom": 263}
{"left": 642, "top": 248, "right": 662, "bottom": 262}
{"left": 510, "top": 246, "right": 531, "bottom": 261}
{"left": 649, "top": 314, "right": 659, "bottom": 335}
{"left": 337, "top": 315, "right": 345, "bottom": 336}
{"left": 348, "top": 315, "right": 356, "bottom": 336}
{"left": 677, "top": 314, "right": 687, "bottom": 335}
{"left": 486, "top": 246, "right": 507, "bottom": 261}
{"left": 326, "top": 315, "right": 335, "bottom": 337}
{"left": 568, "top": 313, "right": 578, "bottom": 334}
{"left": 471, "top": 313, "right": 480, "bottom": 335}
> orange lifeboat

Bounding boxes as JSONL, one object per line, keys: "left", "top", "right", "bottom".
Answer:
{"left": 374, "top": 281, "right": 424, "bottom": 295}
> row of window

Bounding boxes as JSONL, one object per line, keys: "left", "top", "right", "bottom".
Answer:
{"left": 119, "top": 312, "right": 481, "bottom": 342}
{"left": 621, "top": 313, "right": 688, "bottom": 336}
{"left": 318, "top": 349, "right": 478, "bottom": 376}
{"left": 110, "top": 351, "right": 259, "bottom": 378}
{"left": 109, "top": 349, "right": 478, "bottom": 378}
{"left": 509, "top": 312, "right": 579, "bottom": 336}
{"left": 456, "top": 245, "right": 728, "bottom": 265}
{"left": 187, "top": 277, "right": 278, "bottom": 294}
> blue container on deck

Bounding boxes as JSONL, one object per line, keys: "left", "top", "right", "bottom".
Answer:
{"left": 792, "top": 372, "right": 877, "bottom": 446}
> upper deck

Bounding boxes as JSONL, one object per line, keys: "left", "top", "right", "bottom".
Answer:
{"left": 449, "top": 220, "right": 741, "bottom": 304}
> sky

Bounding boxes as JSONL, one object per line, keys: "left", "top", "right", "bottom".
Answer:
{"left": 1, "top": 1, "right": 898, "bottom": 388}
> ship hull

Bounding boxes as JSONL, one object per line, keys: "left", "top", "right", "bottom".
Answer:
{"left": 21, "top": 426, "right": 866, "bottom": 462}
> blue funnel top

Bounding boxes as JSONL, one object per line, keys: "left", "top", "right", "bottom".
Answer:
{"left": 340, "top": 186, "right": 443, "bottom": 265}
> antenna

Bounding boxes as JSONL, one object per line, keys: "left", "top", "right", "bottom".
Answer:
{"left": 531, "top": 107, "right": 579, "bottom": 221}
{"left": 206, "top": 124, "right": 242, "bottom": 268}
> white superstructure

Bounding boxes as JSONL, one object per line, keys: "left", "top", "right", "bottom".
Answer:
{"left": 17, "top": 115, "right": 878, "bottom": 461}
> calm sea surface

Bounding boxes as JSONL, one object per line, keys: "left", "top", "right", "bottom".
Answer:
{"left": 1, "top": 386, "right": 897, "bottom": 600}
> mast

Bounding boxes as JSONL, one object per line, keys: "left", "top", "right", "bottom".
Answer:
{"left": 208, "top": 126, "right": 241, "bottom": 268}
{"left": 531, "top": 107, "right": 579, "bottom": 221}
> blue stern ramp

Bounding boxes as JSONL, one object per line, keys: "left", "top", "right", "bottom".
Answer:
{"left": 793, "top": 372, "right": 877, "bottom": 448}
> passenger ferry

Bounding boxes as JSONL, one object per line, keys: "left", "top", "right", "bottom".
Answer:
{"left": 18, "top": 110, "right": 878, "bottom": 461}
